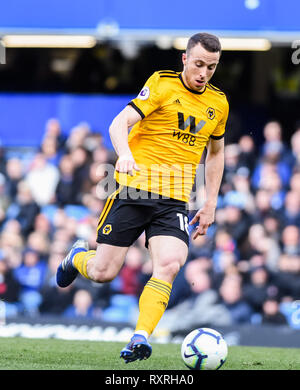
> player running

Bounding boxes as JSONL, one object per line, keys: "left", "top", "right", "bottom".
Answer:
{"left": 56, "top": 32, "right": 229, "bottom": 363}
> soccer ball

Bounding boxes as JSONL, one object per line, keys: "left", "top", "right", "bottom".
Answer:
{"left": 181, "top": 328, "right": 228, "bottom": 370}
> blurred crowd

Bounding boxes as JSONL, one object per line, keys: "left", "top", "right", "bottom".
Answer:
{"left": 0, "top": 118, "right": 300, "bottom": 334}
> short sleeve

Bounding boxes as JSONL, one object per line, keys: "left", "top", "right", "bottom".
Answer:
{"left": 210, "top": 98, "right": 229, "bottom": 140}
{"left": 128, "top": 72, "right": 162, "bottom": 119}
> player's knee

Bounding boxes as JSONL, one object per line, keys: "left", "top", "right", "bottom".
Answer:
{"left": 167, "top": 260, "right": 181, "bottom": 279}
{"left": 156, "top": 254, "right": 183, "bottom": 280}
{"left": 92, "top": 265, "right": 117, "bottom": 283}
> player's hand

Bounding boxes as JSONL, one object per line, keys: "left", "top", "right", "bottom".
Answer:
{"left": 116, "top": 154, "right": 140, "bottom": 176}
{"left": 189, "top": 203, "right": 216, "bottom": 239}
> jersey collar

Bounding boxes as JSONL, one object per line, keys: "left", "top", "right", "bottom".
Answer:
{"left": 179, "top": 73, "right": 206, "bottom": 95}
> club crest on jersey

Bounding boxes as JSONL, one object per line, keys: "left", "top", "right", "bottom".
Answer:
{"left": 206, "top": 107, "right": 215, "bottom": 120}
{"left": 102, "top": 224, "right": 112, "bottom": 235}
{"left": 137, "top": 86, "right": 150, "bottom": 100}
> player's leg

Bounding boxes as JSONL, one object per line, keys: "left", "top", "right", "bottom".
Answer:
{"left": 56, "top": 240, "right": 129, "bottom": 287}
{"left": 74, "top": 242, "right": 129, "bottom": 282}
{"left": 120, "top": 198, "right": 189, "bottom": 363}
{"left": 135, "top": 235, "right": 188, "bottom": 336}
{"left": 120, "top": 235, "right": 188, "bottom": 363}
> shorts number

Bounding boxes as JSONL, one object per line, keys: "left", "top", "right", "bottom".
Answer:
{"left": 177, "top": 213, "right": 189, "bottom": 235}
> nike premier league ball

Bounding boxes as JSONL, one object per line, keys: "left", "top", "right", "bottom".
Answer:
{"left": 181, "top": 328, "right": 228, "bottom": 370}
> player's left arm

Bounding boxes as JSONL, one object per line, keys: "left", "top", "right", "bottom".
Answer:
{"left": 190, "top": 137, "right": 224, "bottom": 238}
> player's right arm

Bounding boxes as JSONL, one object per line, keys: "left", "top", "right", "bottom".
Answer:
{"left": 109, "top": 105, "right": 142, "bottom": 176}
{"left": 110, "top": 71, "right": 162, "bottom": 176}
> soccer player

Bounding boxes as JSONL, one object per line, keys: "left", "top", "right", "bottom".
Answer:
{"left": 56, "top": 32, "right": 229, "bottom": 363}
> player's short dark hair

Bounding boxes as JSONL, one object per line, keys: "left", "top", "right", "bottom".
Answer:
{"left": 186, "top": 33, "right": 221, "bottom": 54}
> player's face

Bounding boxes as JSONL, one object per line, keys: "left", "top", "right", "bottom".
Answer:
{"left": 182, "top": 43, "right": 220, "bottom": 92}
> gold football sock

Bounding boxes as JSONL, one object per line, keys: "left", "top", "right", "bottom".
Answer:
{"left": 135, "top": 277, "right": 172, "bottom": 337}
{"left": 73, "top": 250, "right": 96, "bottom": 279}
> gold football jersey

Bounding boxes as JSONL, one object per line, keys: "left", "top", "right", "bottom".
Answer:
{"left": 115, "top": 70, "right": 229, "bottom": 202}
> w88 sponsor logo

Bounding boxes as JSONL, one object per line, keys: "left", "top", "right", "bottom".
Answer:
{"left": 172, "top": 112, "right": 206, "bottom": 146}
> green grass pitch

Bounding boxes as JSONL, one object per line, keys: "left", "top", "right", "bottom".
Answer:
{"left": 0, "top": 337, "right": 300, "bottom": 370}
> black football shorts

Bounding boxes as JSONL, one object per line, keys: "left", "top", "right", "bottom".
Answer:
{"left": 96, "top": 186, "right": 189, "bottom": 248}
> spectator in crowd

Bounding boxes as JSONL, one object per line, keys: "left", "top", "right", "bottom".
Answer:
{"left": 242, "top": 265, "right": 277, "bottom": 313}
{"left": 218, "top": 274, "right": 253, "bottom": 324}
{"left": 290, "top": 171, "right": 300, "bottom": 194}
{"left": 13, "top": 248, "right": 47, "bottom": 315}
{"left": 222, "top": 143, "right": 241, "bottom": 192}
{"left": 26, "top": 230, "right": 50, "bottom": 260}
{"left": 262, "top": 213, "right": 282, "bottom": 244}
{"left": 237, "top": 253, "right": 266, "bottom": 277}
{"left": 0, "top": 206, "right": 5, "bottom": 233}
{"left": 5, "top": 180, "right": 40, "bottom": 237}
{"left": 84, "top": 133, "right": 104, "bottom": 154}
{"left": 33, "top": 213, "right": 52, "bottom": 238}
{"left": 82, "top": 161, "right": 107, "bottom": 195}
{"left": 39, "top": 284, "right": 75, "bottom": 316}
{"left": 262, "top": 121, "right": 282, "bottom": 145}
{"left": 168, "top": 256, "right": 213, "bottom": 308}
{"left": 0, "top": 173, "right": 10, "bottom": 218}
{"left": 40, "top": 135, "right": 62, "bottom": 167}
{"left": 55, "top": 154, "right": 77, "bottom": 206}
{"left": 0, "top": 251, "right": 21, "bottom": 317}
{"left": 290, "top": 128, "right": 300, "bottom": 171}
{"left": 237, "top": 134, "right": 256, "bottom": 173}
{"left": 273, "top": 254, "right": 300, "bottom": 300}
{"left": 261, "top": 297, "right": 288, "bottom": 325}
{"left": 0, "top": 140, "right": 6, "bottom": 175}
{"left": 63, "top": 289, "right": 99, "bottom": 319}
{"left": 43, "top": 249, "right": 65, "bottom": 288}
{"left": 65, "top": 123, "right": 91, "bottom": 152}
{"left": 25, "top": 153, "right": 60, "bottom": 206}
{"left": 280, "top": 225, "right": 300, "bottom": 256}
{"left": 253, "top": 167, "right": 286, "bottom": 210}
{"left": 187, "top": 233, "right": 213, "bottom": 260}
{"left": 280, "top": 191, "right": 300, "bottom": 227}
{"left": 212, "top": 229, "right": 238, "bottom": 273}
{"left": 213, "top": 251, "right": 238, "bottom": 282}
{"left": 241, "top": 223, "right": 269, "bottom": 260}
{"left": 5, "top": 157, "right": 24, "bottom": 200}
{"left": 245, "top": 221, "right": 282, "bottom": 272}
{"left": 0, "top": 220, "right": 24, "bottom": 269}
{"left": 261, "top": 120, "right": 292, "bottom": 168}
{"left": 252, "top": 189, "right": 274, "bottom": 224}
{"left": 43, "top": 118, "right": 66, "bottom": 151}
{"left": 69, "top": 146, "right": 91, "bottom": 199}
{"left": 92, "top": 145, "right": 109, "bottom": 165}
{"left": 220, "top": 202, "right": 251, "bottom": 246}
{"left": 228, "top": 168, "right": 256, "bottom": 214}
